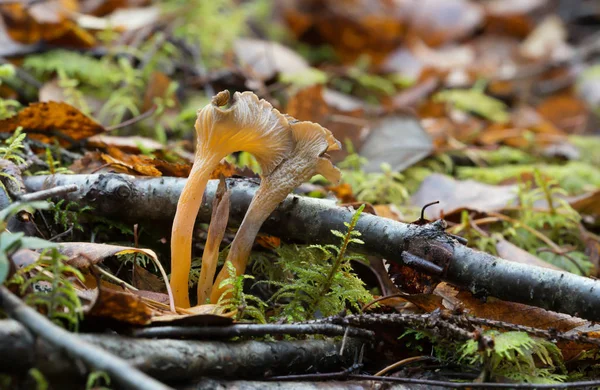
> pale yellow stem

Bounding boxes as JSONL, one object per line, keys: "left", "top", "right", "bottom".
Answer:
{"left": 210, "top": 180, "right": 285, "bottom": 303}
{"left": 170, "top": 153, "right": 220, "bottom": 308}
{"left": 197, "top": 189, "right": 230, "bottom": 304}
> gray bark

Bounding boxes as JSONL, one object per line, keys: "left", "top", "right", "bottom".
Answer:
{"left": 190, "top": 378, "right": 431, "bottom": 390}
{"left": 0, "top": 319, "right": 364, "bottom": 383}
{"left": 23, "top": 174, "right": 600, "bottom": 321}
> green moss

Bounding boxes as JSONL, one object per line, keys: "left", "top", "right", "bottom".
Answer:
{"left": 457, "top": 162, "right": 600, "bottom": 195}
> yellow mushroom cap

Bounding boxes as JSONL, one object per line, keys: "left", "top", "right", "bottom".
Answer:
{"left": 195, "top": 91, "right": 293, "bottom": 175}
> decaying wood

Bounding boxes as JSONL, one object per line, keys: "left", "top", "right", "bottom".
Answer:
{"left": 0, "top": 287, "right": 172, "bottom": 390}
{"left": 0, "top": 319, "right": 364, "bottom": 383}
{"left": 23, "top": 174, "right": 600, "bottom": 322}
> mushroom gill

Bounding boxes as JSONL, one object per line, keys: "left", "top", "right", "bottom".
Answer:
{"left": 209, "top": 119, "right": 341, "bottom": 303}
{"left": 170, "top": 91, "right": 292, "bottom": 308}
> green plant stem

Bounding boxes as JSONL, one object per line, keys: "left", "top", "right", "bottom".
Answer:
{"left": 313, "top": 225, "right": 353, "bottom": 316}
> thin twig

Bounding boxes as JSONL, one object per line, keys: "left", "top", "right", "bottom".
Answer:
{"left": 348, "top": 374, "right": 600, "bottom": 389}
{"left": 374, "top": 356, "right": 433, "bottom": 376}
{"left": 18, "top": 184, "right": 78, "bottom": 202}
{"left": 105, "top": 105, "right": 157, "bottom": 132}
{"left": 0, "top": 286, "right": 172, "bottom": 390}
{"left": 448, "top": 314, "right": 600, "bottom": 348}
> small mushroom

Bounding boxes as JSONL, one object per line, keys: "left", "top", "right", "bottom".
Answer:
{"left": 209, "top": 119, "right": 341, "bottom": 303}
{"left": 171, "top": 91, "right": 293, "bottom": 308}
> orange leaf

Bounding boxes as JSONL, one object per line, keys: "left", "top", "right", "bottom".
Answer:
{"left": 0, "top": 101, "right": 104, "bottom": 145}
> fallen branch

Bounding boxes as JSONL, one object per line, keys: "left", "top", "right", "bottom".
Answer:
{"left": 0, "top": 319, "right": 364, "bottom": 382}
{"left": 194, "top": 378, "right": 419, "bottom": 390}
{"left": 0, "top": 287, "right": 172, "bottom": 390}
{"left": 23, "top": 174, "right": 600, "bottom": 321}
{"left": 132, "top": 323, "right": 375, "bottom": 340}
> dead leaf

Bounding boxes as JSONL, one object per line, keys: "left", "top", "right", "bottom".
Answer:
{"left": 133, "top": 264, "right": 166, "bottom": 293}
{"left": 77, "top": 6, "right": 159, "bottom": 31}
{"left": 283, "top": 0, "right": 404, "bottom": 65}
{"left": 255, "top": 235, "right": 281, "bottom": 250}
{"left": 70, "top": 148, "right": 191, "bottom": 177}
{"left": 536, "top": 93, "right": 588, "bottom": 134}
{"left": 286, "top": 85, "right": 369, "bottom": 161}
{"left": 58, "top": 242, "right": 159, "bottom": 268}
{"left": 79, "top": 0, "right": 149, "bottom": 17}
{"left": 0, "top": 101, "right": 105, "bottom": 145}
{"left": 142, "top": 71, "right": 177, "bottom": 112}
{"left": 404, "top": 0, "right": 484, "bottom": 47}
{"left": 0, "top": 1, "right": 95, "bottom": 47}
{"left": 483, "top": 0, "right": 547, "bottom": 38}
{"left": 373, "top": 204, "right": 405, "bottom": 222}
{"left": 234, "top": 38, "right": 309, "bottom": 81}
{"left": 520, "top": 15, "right": 568, "bottom": 60}
{"left": 411, "top": 174, "right": 518, "bottom": 220}
{"left": 327, "top": 183, "right": 356, "bottom": 204}
{"left": 496, "top": 238, "right": 562, "bottom": 270}
{"left": 87, "top": 281, "right": 155, "bottom": 325}
{"left": 87, "top": 134, "right": 164, "bottom": 154}
{"left": 359, "top": 113, "right": 433, "bottom": 173}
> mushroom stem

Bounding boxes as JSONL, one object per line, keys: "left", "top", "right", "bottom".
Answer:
{"left": 170, "top": 153, "right": 221, "bottom": 308}
{"left": 209, "top": 180, "right": 294, "bottom": 303}
{"left": 197, "top": 181, "right": 230, "bottom": 304}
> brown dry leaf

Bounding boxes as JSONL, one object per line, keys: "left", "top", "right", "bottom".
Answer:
{"left": 373, "top": 204, "right": 405, "bottom": 222}
{"left": 58, "top": 242, "right": 159, "bottom": 268}
{"left": 570, "top": 190, "right": 600, "bottom": 218}
{"left": 286, "top": 85, "right": 369, "bottom": 161}
{"left": 404, "top": 283, "right": 596, "bottom": 360}
{"left": 483, "top": 0, "right": 547, "bottom": 38}
{"left": 496, "top": 238, "right": 562, "bottom": 270}
{"left": 100, "top": 152, "right": 162, "bottom": 176}
{"left": 411, "top": 173, "right": 518, "bottom": 220}
{"left": 327, "top": 183, "right": 356, "bottom": 203}
{"left": 142, "top": 71, "right": 178, "bottom": 112}
{"left": 536, "top": 92, "right": 588, "bottom": 134}
{"left": 404, "top": 0, "right": 483, "bottom": 47}
{"left": 59, "top": 242, "right": 176, "bottom": 313}
{"left": 80, "top": 0, "right": 149, "bottom": 17}
{"left": 408, "top": 283, "right": 585, "bottom": 332}
{"left": 477, "top": 106, "right": 565, "bottom": 148}
{"left": 0, "top": 101, "right": 105, "bottom": 145}
{"left": 283, "top": 0, "right": 404, "bottom": 65}
{"left": 133, "top": 264, "right": 166, "bottom": 293}
{"left": 70, "top": 149, "right": 191, "bottom": 177}
{"left": 255, "top": 235, "right": 281, "bottom": 250}
{"left": 0, "top": 1, "right": 95, "bottom": 47}
{"left": 234, "top": 38, "right": 309, "bottom": 81}
{"left": 209, "top": 160, "right": 238, "bottom": 180}
{"left": 85, "top": 279, "right": 156, "bottom": 325}
{"left": 87, "top": 134, "right": 164, "bottom": 154}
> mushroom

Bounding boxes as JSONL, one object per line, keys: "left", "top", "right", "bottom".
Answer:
{"left": 209, "top": 119, "right": 341, "bottom": 303}
{"left": 196, "top": 178, "right": 230, "bottom": 304}
{"left": 171, "top": 91, "right": 293, "bottom": 308}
